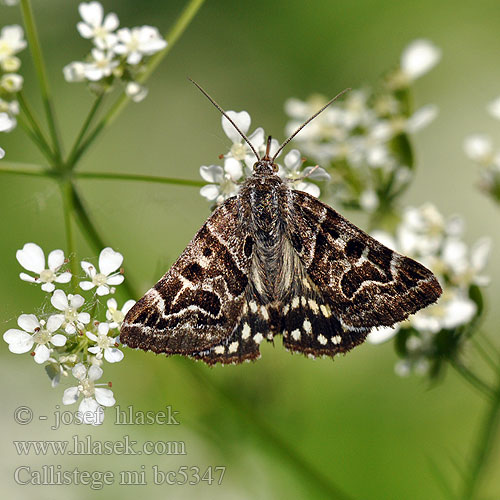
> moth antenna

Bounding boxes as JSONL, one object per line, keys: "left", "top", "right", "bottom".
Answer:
{"left": 272, "top": 88, "right": 351, "bottom": 161}
{"left": 189, "top": 78, "right": 260, "bottom": 161}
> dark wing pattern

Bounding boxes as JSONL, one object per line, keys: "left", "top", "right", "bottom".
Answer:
{"left": 285, "top": 190, "right": 442, "bottom": 350}
{"left": 120, "top": 197, "right": 255, "bottom": 356}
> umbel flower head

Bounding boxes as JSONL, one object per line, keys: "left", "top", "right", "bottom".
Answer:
{"left": 367, "top": 203, "right": 490, "bottom": 378}
{"left": 63, "top": 1, "right": 166, "bottom": 102}
{"left": 4, "top": 242, "right": 133, "bottom": 424}
{"left": 283, "top": 39, "right": 440, "bottom": 216}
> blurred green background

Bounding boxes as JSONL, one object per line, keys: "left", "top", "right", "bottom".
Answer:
{"left": 2, "top": 0, "right": 500, "bottom": 498}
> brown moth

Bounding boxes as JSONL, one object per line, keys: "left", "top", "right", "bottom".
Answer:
{"left": 120, "top": 82, "right": 442, "bottom": 365}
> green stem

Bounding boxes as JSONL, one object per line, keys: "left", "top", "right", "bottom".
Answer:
{"left": 17, "top": 115, "right": 55, "bottom": 164}
{"left": 450, "top": 359, "right": 494, "bottom": 400}
{"left": 20, "top": 0, "right": 63, "bottom": 163}
{"left": 76, "top": 171, "right": 205, "bottom": 187}
{"left": 17, "top": 91, "right": 55, "bottom": 162}
{"left": 66, "top": 94, "right": 104, "bottom": 169}
{"left": 462, "top": 374, "right": 500, "bottom": 499}
{"left": 0, "top": 162, "right": 51, "bottom": 177}
{"left": 70, "top": 0, "right": 206, "bottom": 167}
{"left": 59, "top": 181, "right": 79, "bottom": 290}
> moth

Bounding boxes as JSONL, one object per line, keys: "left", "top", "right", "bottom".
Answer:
{"left": 120, "top": 82, "right": 442, "bottom": 365}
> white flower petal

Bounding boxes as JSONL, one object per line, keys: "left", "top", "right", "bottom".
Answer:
{"left": 16, "top": 243, "right": 45, "bottom": 273}
{"left": 199, "top": 184, "right": 220, "bottom": 201}
{"left": 51, "top": 334, "right": 67, "bottom": 347}
{"left": 79, "top": 2, "right": 103, "bottom": 27}
{"left": 407, "top": 104, "right": 438, "bottom": 133}
{"left": 88, "top": 346, "right": 101, "bottom": 354}
{"left": 222, "top": 111, "right": 251, "bottom": 143}
{"left": 95, "top": 387, "right": 116, "bottom": 407}
{"left": 106, "top": 274, "right": 124, "bottom": 285}
{"left": 99, "top": 247, "right": 123, "bottom": 275}
{"left": 17, "top": 313, "right": 39, "bottom": 333}
{"left": 79, "top": 281, "right": 95, "bottom": 291}
{"left": 122, "top": 300, "right": 136, "bottom": 315}
{"left": 76, "top": 22, "right": 94, "bottom": 39}
{"left": 78, "top": 312, "right": 91, "bottom": 324}
{"left": 298, "top": 182, "right": 320, "bottom": 198}
{"left": 78, "top": 398, "right": 103, "bottom": 425}
{"left": 70, "top": 294, "right": 85, "bottom": 309}
{"left": 104, "top": 347, "right": 123, "bottom": 363}
{"left": 106, "top": 298, "right": 118, "bottom": 310}
{"left": 487, "top": 97, "right": 500, "bottom": 120}
{"left": 33, "top": 344, "right": 50, "bottom": 364}
{"left": 86, "top": 331, "right": 98, "bottom": 341}
{"left": 401, "top": 39, "right": 441, "bottom": 80}
{"left": 47, "top": 249, "right": 64, "bottom": 271}
{"left": 55, "top": 272, "right": 72, "bottom": 283}
{"left": 51, "top": 289, "right": 68, "bottom": 311}
{"left": 224, "top": 157, "right": 243, "bottom": 181}
{"left": 464, "top": 134, "right": 494, "bottom": 164}
{"left": 65, "top": 324, "right": 77, "bottom": 334}
{"left": 62, "top": 386, "right": 80, "bottom": 405}
{"left": 103, "top": 12, "right": 119, "bottom": 31}
{"left": 47, "top": 314, "right": 64, "bottom": 333}
{"left": 88, "top": 364, "right": 103, "bottom": 381}
{"left": 97, "top": 322, "right": 109, "bottom": 336}
{"left": 80, "top": 260, "right": 96, "bottom": 278}
{"left": 19, "top": 272, "right": 37, "bottom": 283}
{"left": 471, "top": 238, "right": 491, "bottom": 271}
{"left": 200, "top": 165, "right": 223, "bottom": 183}
{"left": 284, "top": 149, "right": 302, "bottom": 170}
{"left": 3, "top": 329, "right": 33, "bottom": 353}
{"left": 96, "top": 285, "right": 110, "bottom": 296}
{"left": 443, "top": 297, "right": 476, "bottom": 329}
{"left": 41, "top": 282, "right": 56, "bottom": 292}
{"left": 72, "top": 363, "right": 87, "bottom": 380}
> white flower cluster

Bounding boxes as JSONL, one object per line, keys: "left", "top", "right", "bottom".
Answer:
{"left": 3, "top": 243, "right": 135, "bottom": 425}
{"left": 284, "top": 40, "right": 441, "bottom": 213}
{"left": 464, "top": 97, "right": 500, "bottom": 203}
{"left": 0, "top": 25, "right": 26, "bottom": 132}
{"left": 367, "top": 204, "right": 490, "bottom": 377}
{"left": 63, "top": 1, "right": 167, "bottom": 102}
{"left": 199, "top": 110, "right": 330, "bottom": 205}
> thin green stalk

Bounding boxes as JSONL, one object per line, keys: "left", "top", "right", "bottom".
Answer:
{"left": 20, "top": 0, "right": 63, "bottom": 163}
{"left": 472, "top": 337, "right": 499, "bottom": 373}
{"left": 70, "top": 0, "right": 206, "bottom": 167}
{"left": 60, "top": 181, "right": 78, "bottom": 290}
{"left": 66, "top": 94, "right": 104, "bottom": 168}
{"left": 17, "top": 116, "right": 55, "bottom": 164}
{"left": 18, "top": 91, "right": 55, "bottom": 161}
{"left": 450, "top": 359, "right": 494, "bottom": 400}
{"left": 462, "top": 375, "right": 500, "bottom": 499}
{"left": 76, "top": 171, "right": 205, "bottom": 187}
{"left": 0, "top": 161, "right": 51, "bottom": 177}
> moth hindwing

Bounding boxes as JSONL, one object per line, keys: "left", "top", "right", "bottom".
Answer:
{"left": 120, "top": 160, "right": 442, "bottom": 365}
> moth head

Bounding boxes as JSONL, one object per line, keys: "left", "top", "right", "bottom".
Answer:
{"left": 253, "top": 135, "right": 279, "bottom": 175}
